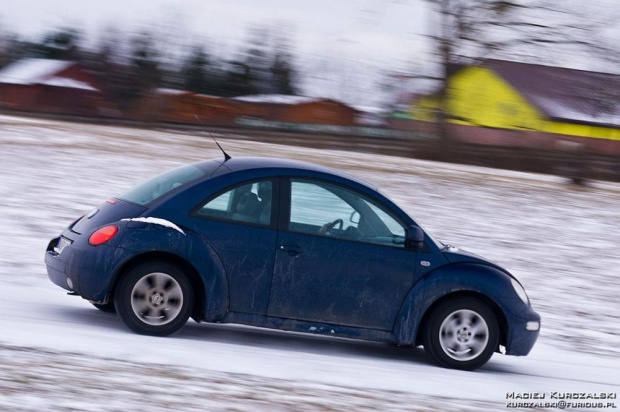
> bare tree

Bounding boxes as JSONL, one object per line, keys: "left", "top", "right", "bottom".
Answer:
{"left": 418, "top": 0, "right": 620, "bottom": 140}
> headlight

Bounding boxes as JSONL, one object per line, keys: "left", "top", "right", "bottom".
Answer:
{"left": 510, "top": 278, "right": 529, "bottom": 304}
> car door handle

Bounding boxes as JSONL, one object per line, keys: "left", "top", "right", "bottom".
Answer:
{"left": 279, "top": 244, "right": 302, "bottom": 255}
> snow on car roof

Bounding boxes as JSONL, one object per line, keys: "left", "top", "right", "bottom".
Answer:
{"left": 0, "top": 58, "right": 74, "bottom": 85}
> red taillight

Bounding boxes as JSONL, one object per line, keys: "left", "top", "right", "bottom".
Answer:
{"left": 89, "top": 225, "right": 119, "bottom": 246}
{"left": 107, "top": 199, "right": 117, "bottom": 204}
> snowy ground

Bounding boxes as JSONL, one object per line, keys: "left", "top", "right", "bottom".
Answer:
{"left": 0, "top": 342, "right": 498, "bottom": 412}
{"left": 1, "top": 114, "right": 619, "bottom": 410}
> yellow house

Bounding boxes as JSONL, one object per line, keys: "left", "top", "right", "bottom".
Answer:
{"left": 412, "top": 60, "right": 620, "bottom": 143}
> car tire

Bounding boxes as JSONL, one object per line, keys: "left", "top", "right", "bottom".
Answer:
{"left": 423, "top": 297, "right": 499, "bottom": 371}
{"left": 114, "top": 261, "right": 194, "bottom": 336}
{"left": 91, "top": 302, "right": 116, "bottom": 313}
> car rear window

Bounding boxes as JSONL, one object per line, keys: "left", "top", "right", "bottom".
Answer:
{"left": 119, "top": 164, "right": 206, "bottom": 206}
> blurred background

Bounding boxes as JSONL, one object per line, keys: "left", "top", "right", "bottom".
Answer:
{"left": 0, "top": 0, "right": 619, "bottom": 181}
{"left": 1, "top": 1, "right": 620, "bottom": 410}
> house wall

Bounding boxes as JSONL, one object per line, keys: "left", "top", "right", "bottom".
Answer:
{"left": 543, "top": 121, "right": 620, "bottom": 141}
{"left": 447, "top": 66, "right": 544, "bottom": 131}
{"left": 130, "top": 93, "right": 238, "bottom": 125}
{"left": 166, "top": 95, "right": 237, "bottom": 125}
{"left": 0, "top": 62, "right": 114, "bottom": 116}
{"left": 53, "top": 65, "right": 101, "bottom": 90}
{"left": 231, "top": 101, "right": 270, "bottom": 119}
{"left": 410, "top": 66, "right": 620, "bottom": 152}
{"left": 0, "top": 83, "right": 104, "bottom": 115}
{"left": 34, "top": 85, "right": 102, "bottom": 115}
{"left": 411, "top": 96, "right": 439, "bottom": 123}
{"left": 0, "top": 84, "right": 38, "bottom": 109}
{"left": 275, "top": 101, "right": 356, "bottom": 125}
{"left": 233, "top": 100, "right": 357, "bottom": 126}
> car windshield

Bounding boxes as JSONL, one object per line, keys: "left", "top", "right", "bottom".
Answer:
{"left": 119, "top": 164, "right": 205, "bottom": 206}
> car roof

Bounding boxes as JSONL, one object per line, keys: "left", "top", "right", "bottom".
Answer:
{"left": 201, "top": 157, "right": 377, "bottom": 190}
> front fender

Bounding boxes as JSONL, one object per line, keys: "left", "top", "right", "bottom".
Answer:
{"left": 393, "top": 262, "right": 518, "bottom": 345}
{"left": 112, "top": 219, "right": 229, "bottom": 321}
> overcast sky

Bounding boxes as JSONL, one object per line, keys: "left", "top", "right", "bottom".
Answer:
{"left": 0, "top": 0, "right": 433, "bottom": 104}
{"left": 0, "top": 1, "right": 430, "bottom": 68}
{"left": 0, "top": 0, "right": 427, "bottom": 54}
{"left": 0, "top": 0, "right": 617, "bottom": 105}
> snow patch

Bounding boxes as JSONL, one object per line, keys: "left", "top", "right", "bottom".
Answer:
{"left": 0, "top": 58, "right": 73, "bottom": 85}
{"left": 155, "top": 88, "right": 189, "bottom": 95}
{"left": 532, "top": 95, "right": 620, "bottom": 127}
{"left": 40, "top": 77, "right": 98, "bottom": 91}
{"left": 121, "top": 217, "right": 185, "bottom": 235}
{"left": 233, "top": 94, "right": 321, "bottom": 105}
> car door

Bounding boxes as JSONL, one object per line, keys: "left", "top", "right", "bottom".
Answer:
{"left": 189, "top": 178, "right": 278, "bottom": 315}
{"left": 267, "top": 178, "right": 417, "bottom": 331}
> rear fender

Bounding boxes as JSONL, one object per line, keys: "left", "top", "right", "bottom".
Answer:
{"left": 115, "top": 219, "right": 229, "bottom": 321}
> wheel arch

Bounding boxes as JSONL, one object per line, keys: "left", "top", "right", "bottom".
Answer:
{"left": 415, "top": 290, "right": 508, "bottom": 351}
{"left": 108, "top": 251, "right": 207, "bottom": 321}
{"left": 393, "top": 263, "right": 514, "bottom": 349}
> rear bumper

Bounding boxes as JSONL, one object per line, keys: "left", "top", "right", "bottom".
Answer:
{"left": 45, "top": 238, "right": 72, "bottom": 291}
{"left": 45, "top": 234, "right": 125, "bottom": 303}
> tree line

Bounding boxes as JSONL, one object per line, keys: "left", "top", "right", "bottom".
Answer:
{"left": 0, "top": 25, "right": 298, "bottom": 111}
{"left": 0, "top": 2, "right": 617, "bottom": 127}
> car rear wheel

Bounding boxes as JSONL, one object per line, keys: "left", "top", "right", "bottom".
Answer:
{"left": 91, "top": 302, "right": 116, "bottom": 313}
{"left": 423, "top": 297, "right": 499, "bottom": 371}
{"left": 114, "top": 261, "right": 193, "bottom": 336}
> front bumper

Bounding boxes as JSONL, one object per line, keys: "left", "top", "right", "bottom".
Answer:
{"left": 497, "top": 297, "right": 541, "bottom": 356}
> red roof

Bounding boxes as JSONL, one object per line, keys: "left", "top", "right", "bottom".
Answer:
{"left": 0, "top": 58, "right": 97, "bottom": 91}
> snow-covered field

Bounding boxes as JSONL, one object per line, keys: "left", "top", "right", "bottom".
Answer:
{"left": 1, "top": 114, "right": 619, "bottom": 410}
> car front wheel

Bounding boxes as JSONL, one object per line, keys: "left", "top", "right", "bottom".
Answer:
{"left": 423, "top": 297, "right": 499, "bottom": 371}
{"left": 114, "top": 261, "right": 193, "bottom": 336}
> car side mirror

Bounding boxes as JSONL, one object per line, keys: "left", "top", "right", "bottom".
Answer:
{"left": 406, "top": 226, "right": 425, "bottom": 250}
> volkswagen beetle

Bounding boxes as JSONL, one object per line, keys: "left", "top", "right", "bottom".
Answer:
{"left": 45, "top": 157, "right": 540, "bottom": 370}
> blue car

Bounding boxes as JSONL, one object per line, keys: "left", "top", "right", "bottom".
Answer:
{"left": 45, "top": 156, "right": 540, "bottom": 370}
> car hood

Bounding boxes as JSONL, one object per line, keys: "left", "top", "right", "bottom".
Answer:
{"left": 442, "top": 245, "right": 512, "bottom": 276}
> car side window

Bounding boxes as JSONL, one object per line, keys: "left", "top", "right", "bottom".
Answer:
{"left": 362, "top": 199, "right": 406, "bottom": 239}
{"left": 196, "top": 180, "right": 272, "bottom": 225}
{"left": 290, "top": 180, "right": 357, "bottom": 232}
{"left": 289, "top": 179, "right": 406, "bottom": 247}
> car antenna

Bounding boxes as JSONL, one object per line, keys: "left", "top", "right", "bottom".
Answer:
{"left": 194, "top": 115, "right": 231, "bottom": 162}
